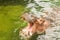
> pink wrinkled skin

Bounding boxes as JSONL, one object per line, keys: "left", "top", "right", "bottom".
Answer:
{"left": 19, "top": 18, "right": 50, "bottom": 38}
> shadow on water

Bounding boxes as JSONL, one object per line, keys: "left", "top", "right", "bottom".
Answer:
{"left": 0, "top": 0, "right": 28, "bottom": 6}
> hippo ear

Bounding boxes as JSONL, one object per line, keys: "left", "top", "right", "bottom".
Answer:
{"left": 20, "top": 12, "right": 29, "bottom": 21}
{"left": 21, "top": 16, "right": 26, "bottom": 20}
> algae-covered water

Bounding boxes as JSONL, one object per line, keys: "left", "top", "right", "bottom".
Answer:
{"left": 0, "top": 5, "right": 26, "bottom": 40}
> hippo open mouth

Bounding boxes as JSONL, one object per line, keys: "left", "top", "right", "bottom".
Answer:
{"left": 19, "top": 12, "right": 51, "bottom": 40}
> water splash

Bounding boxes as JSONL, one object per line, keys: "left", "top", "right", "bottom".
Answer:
{"left": 27, "top": 0, "right": 60, "bottom": 40}
{"left": 19, "top": 0, "right": 60, "bottom": 40}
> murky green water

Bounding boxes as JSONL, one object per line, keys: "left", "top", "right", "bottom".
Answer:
{"left": 0, "top": 5, "right": 25, "bottom": 40}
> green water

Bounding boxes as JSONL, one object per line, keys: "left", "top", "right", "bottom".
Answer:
{"left": 0, "top": 5, "right": 26, "bottom": 40}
